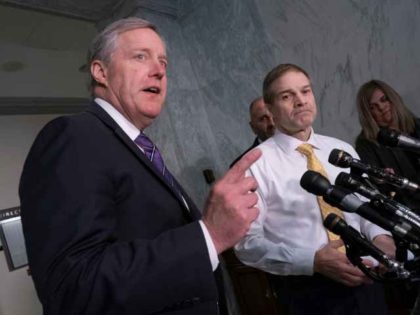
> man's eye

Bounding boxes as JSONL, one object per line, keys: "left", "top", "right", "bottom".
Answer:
{"left": 136, "top": 54, "right": 146, "bottom": 60}
{"left": 282, "top": 95, "right": 290, "bottom": 101}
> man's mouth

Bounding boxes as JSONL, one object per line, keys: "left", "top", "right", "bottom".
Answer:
{"left": 143, "top": 86, "right": 161, "bottom": 94}
{"left": 295, "top": 109, "right": 311, "bottom": 116}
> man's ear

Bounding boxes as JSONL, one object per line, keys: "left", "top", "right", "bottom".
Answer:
{"left": 90, "top": 60, "right": 108, "bottom": 87}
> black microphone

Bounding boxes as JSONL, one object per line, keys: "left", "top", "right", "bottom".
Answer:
{"left": 300, "top": 170, "right": 420, "bottom": 245}
{"left": 329, "top": 149, "right": 419, "bottom": 192}
{"left": 378, "top": 128, "right": 420, "bottom": 154}
{"left": 335, "top": 172, "right": 383, "bottom": 200}
{"left": 335, "top": 172, "right": 420, "bottom": 230}
{"left": 324, "top": 213, "right": 405, "bottom": 271}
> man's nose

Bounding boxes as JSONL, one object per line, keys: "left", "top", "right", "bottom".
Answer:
{"left": 294, "top": 93, "right": 305, "bottom": 107}
{"left": 150, "top": 60, "right": 166, "bottom": 79}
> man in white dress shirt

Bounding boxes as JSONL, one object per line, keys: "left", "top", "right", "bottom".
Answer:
{"left": 235, "top": 63, "right": 395, "bottom": 314}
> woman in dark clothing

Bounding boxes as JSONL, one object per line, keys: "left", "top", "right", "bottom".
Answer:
{"left": 355, "top": 79, "right": 420, "bottom": 211}
{"left": 356, "top": 80, "right": 420, "bottom": 315}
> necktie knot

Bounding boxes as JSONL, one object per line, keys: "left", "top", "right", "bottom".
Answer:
{"left": 297, "top": 143, "right": 324, "bottom": 174}
{"left": 135, "top": 132, "right": 155, "bottom": 156}
{"left": 296, "top": 143, "right": 314, "bottom": 157}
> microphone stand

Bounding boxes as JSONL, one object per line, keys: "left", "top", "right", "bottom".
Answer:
{"left": 343, "top": 239, "right": 411, "bottom": 282}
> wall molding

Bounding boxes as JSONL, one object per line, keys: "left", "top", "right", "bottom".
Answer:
{"left": 0, "top": 97, "right": 89, "bottom": 115}
{"left": 0, "top": 0, "right": 180, "bottom": 21}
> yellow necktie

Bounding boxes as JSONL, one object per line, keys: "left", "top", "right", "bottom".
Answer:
{"left": 297, "top": 143, "right": 346, "bottom": 252}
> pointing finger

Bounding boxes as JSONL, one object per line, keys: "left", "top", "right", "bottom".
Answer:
{"left": 226, "top": 149, "right": 262, "bottom": 183}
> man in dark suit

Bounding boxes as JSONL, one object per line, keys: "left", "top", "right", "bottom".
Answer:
{"left": 19, "top": 17, "right": 261, "bottom": 315}
{"left": 230, "top": 97, "right": 275, "bottom": 167}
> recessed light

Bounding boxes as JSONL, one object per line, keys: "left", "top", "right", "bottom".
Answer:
{"left": 1, "top": 61, "right": 25, "bottom": 72}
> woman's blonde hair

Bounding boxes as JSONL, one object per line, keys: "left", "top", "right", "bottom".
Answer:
{"left": 356, "top": 80, "right": 415, "bottom": 142}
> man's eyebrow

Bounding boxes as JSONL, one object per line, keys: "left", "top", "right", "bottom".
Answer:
{"left": 131, "top": 48, "right": 167, "bottom": 59}
{"left": 277, "top": 88, "right": 293, "bottom": 95}
{"left": 274, "top": 84, "right": 312, "bottom": 99}
{"left": 275, "top": 88, "right": 295, "bottom": 98}
{"left": 278, "top": 84, "right": 311, "bottom": 94}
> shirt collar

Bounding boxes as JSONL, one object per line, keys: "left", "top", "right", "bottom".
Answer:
{"left": 272, "top": 128, "right": 320, "bottom": 154}
{"left": 94, "top": 97, "right": 140, "bottom": 141}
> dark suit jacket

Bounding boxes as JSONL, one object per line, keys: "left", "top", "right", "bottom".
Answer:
{"left": 19, "top": 102, "right": 220, "bottom": 315}
{"left": 230, "top": 138, "right": 260, "bottom": 168}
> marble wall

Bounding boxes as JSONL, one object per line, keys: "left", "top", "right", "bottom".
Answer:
{"left": 256, "top": 0, "right": 420, "bottom": 140}
{"left": 132, "top": 0, "right": 271, "bottom": 208}
{"left": 132, "top": 0, "right": 420, "bottom": 207}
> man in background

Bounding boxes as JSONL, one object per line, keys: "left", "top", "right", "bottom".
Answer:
{"left": 230, "top": 97, "right": 275, "bottom": 167}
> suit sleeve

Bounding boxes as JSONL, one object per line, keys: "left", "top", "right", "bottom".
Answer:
{"left": 19, "top": 117, "right": 217, "bottom": 314}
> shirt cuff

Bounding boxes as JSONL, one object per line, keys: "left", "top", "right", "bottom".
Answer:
{"left": 199, "top": 220, "right": 219, "bottom": 271}
{"left": 290, "top": 247, "right": 317, "bottom": 275}
{"left": 365, "top": 225, "right": 391, "bottom": 242}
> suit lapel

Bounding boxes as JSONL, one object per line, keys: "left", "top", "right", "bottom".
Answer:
{"left": 86, "top": 102, "right": 195, "bottom": 218}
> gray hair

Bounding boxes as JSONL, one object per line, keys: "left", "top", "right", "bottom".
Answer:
{"left": 87, "top": 17, "right": 160, "bottom": 91}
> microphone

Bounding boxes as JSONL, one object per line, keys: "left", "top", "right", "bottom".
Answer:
{"left": 335, "top": 172, "right": 383, "bottom": 200}
{"left": 378, "top": 128, "right": 420, "bottom": 154}
{"left": 335, "top": 172, "right": 420, "bottom": 230}
{"left": 324, "top": 213, "right": 405, "bottom": 271}
{"left": 300, "top": 170, "right": 420, "bottom": 245}
{"left": 329, "top": 149, "right": 419, "bottom": 192}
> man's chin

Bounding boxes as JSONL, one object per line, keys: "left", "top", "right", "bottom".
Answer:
{"left": 297, "top": 118, "right": 314, "bottom": 129}
{"left": 267, "top": 131, "right": 276, "bottom": 138}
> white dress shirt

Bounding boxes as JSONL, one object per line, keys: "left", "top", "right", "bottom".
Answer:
{"left": 235, "top": 129, "right": 388, "bottom": 276}
{"left": 94, "top": 98, "right": 219, "bottom": 270}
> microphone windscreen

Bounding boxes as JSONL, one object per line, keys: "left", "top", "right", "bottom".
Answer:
{"left": 328, "top": 149, "right": 351, "bottom": 167}
{"left": 377, "top": 128, "right": 399, "bottom": 147}
{"left": 335, "top": 172, "right": 353, "bottom": 188}
{"left": 323, "top": 213, "right": 345, "bottom": 233}
{"left": 300, "top": 170, "right": 330, "bottom": 196}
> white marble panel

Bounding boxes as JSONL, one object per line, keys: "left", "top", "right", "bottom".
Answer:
{"left": 119, "top": 0, "right": 420, "bottom": 205}
{"left": 257, "top": 0, "right": 420, "bottom": 143}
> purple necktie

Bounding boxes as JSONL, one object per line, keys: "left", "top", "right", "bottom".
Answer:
{"left": 134, "top": 132, "right": 176, "bottom": 188}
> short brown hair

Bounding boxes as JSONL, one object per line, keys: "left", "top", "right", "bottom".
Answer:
{"left": 263, "top": 63, "right": 310, "bottom": 105}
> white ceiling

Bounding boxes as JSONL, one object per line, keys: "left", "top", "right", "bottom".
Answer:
{"left": 0, "top": 5, "right": 96, "bottom": 51}
{"left": 0, "top": 0, "right": 127, "bottom": 21}
{"left": 0, "top": 0, "right": 189, "bottom": 114}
